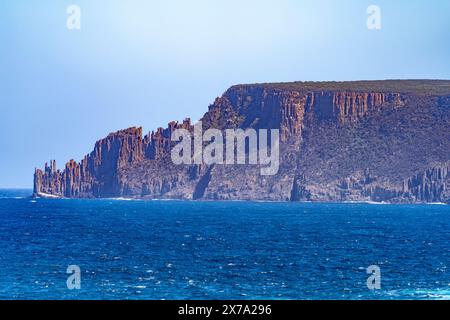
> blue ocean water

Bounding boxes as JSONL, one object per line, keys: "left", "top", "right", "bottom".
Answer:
{"left": 0, "top": 189, "right": 449, "bottom": 300}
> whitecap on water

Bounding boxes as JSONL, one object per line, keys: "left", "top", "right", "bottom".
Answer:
{"left": 110, "top": 197, "right": 141, "bottom": 201}
{"left": 0, "top": 197, "right": 25, "bottom": 199}
{"left": 387, "top": 288, "right": 450, "bottom": 300}
{"left": 134, "top": 285, "right": 146, "bottom": 289}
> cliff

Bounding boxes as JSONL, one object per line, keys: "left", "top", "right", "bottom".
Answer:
{"left": 34, "top": 80, "right": 450, "bottom": 203}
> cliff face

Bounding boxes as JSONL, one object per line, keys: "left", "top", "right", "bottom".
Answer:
{"left": 34, "top": 80, "right": 450, "bottom": 203}
{"left": 35, "top": 128, "right": 144, "bottom": 198}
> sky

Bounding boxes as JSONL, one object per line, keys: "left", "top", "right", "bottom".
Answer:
{"left": 0, "top": 0, "right": 449, "bottom": 188}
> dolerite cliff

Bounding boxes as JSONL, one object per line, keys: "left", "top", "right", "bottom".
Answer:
{"left": 34, "top": 80, "right": 450, "bottom": 203}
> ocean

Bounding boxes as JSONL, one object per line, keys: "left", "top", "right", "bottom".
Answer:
{"left": 0, "top": 189, "right": 449, "bottom": 300}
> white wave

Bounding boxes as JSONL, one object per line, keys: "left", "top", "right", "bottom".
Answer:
{"left": 387, "top": 288, "right": 450, "bottom": 300}
{"left": 365, "top": 201, "right": 390, "bottom": 205}
{"left": 109, "top": 197, "right": 142, "bottom": 201}
{"left": 342, "top": 200, "right": 390, "bottom": 205}
{"left": 134, "top": 285, "right": 146, "bottom": 289}
{"left": 36, "top": 192, "right": 61, "bottom": 199}
{"left": 0, "top": 196, "right": 26, "bottom": 199}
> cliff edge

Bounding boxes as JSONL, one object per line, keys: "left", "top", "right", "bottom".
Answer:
{"left": 34, "top": 80, "right": 450, "bottom": 203}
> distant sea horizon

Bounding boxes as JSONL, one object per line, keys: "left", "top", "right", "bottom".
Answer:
{"left": 0, "top": 188, "right": 449, "bottom": 300}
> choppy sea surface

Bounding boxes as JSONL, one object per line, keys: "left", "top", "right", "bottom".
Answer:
{"left": 0, "top": 189, "right": 449, "bottom": 300}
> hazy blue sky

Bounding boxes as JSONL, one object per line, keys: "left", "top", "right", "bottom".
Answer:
{"left": 1, "top": 0, "right": 449, "bottom": 187}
